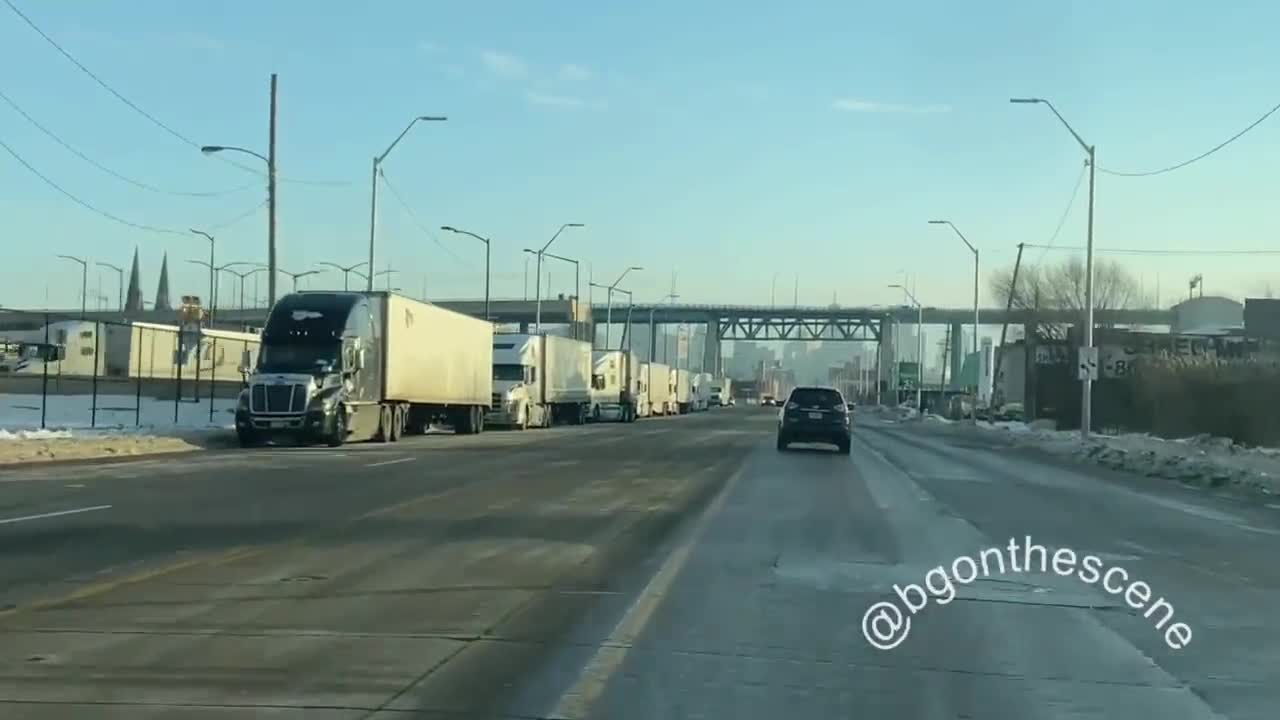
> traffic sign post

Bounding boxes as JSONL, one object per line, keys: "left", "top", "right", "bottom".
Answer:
{"left": 1078, "top": 346, "right": 1099, "bottom": 381}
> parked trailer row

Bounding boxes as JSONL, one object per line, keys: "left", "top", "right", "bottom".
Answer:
{"left": 234, "top": 291, "right": 736, "bottom": 447}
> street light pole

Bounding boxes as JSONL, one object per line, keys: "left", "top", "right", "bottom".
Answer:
{"left": 1012, "top": 96, "right": 1097, "bottom": 438}
{"left": 368, "top": 115, "right": 447, "bottom": 291}
{"left": 267, "top": 73, "right": 277, "bottom": 307}
{"left": 604, "top": 266, "right": 642, "bottom": 349}
{"left": 524, "top": 249, "right": 579, "bottom": 336}
{"left": 534, "top": 223, "right": 585, "bottom": 333}
{"left": 317, "top": 262, "right": 369, "bottom": 292}
{"left": 95, "top": 262, "right": 125, "bottom": 312}
{"left": 928, "top": 219, "right": 980, "bottom": 416}
{"left": 279, "top": 269, "right": 322, "bottom": 292}
{"left": 189, "top": 229, "right": 216, "bottom": 323}
{"left": 226, "top": 267, "right": 267, "bottom": 310}
{"left": 201, "top": 72, "right": 277, "bottom": 305}
{"left": 889, "top": 284, "right": 923, "bottom": 415}
{"left": 442, "top": 226, "right": 494, "bottom": 322}
{"left": 57, "top": 255, "right": 88, "bottom": 318}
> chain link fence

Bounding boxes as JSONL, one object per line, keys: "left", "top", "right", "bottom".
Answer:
{"left": 0, "top": 309, "right": 260, "bottom": 433}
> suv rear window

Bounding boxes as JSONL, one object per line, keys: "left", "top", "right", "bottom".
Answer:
{"left": 789, "top": 388, "right": 842, "bottom": 407}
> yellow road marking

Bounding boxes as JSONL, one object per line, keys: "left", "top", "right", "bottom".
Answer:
{"left": 0, "top": 545, "right": 261, "bottom": 622}
{"left": 549, "top": 460, "right": 749, "bottom": 719}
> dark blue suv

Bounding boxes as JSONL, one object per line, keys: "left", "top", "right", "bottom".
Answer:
{"left": 776, "top": 386, "right": 852, "bottom": 454}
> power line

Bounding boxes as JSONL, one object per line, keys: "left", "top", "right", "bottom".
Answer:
{"left": 4, "top": 0, "right": 352, "bottom": 187}
{"left": 1023, "top": 243, "right": 1280, "bottom": 256}
{"left": 1099, "top": 99, "right": 1280, "bottom": 177}
{"left": 1, "top": 136, "right": 185, "bottom": 235}
{"left": 209, "top": 199, "right": 267, "bottom": 231}
{"left": 1035, "top": 161, "right": 1088, "bottom": 265}
{"left": 377, "top": 169, "right": 472, "bottom": 267}
{"left": 0, "top": 87, "right": 257, "bottom": 198}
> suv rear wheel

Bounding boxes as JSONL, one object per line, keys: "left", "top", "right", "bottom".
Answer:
{"left": 776, "top": 434, "right": 788, "bottom": 451}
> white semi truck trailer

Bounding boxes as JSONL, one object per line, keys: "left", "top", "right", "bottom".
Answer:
{"left": 645, "top": 362, "right": 672, "bottom": 415}
{"left": 710, "top": 377, "right": 733, "bottom": 407}
{"left": 235, "top": 291, "right": 492, "bottom": 447}
{"left": 671, "top": 367, "right": 692, "bottom": 414}
{"left": 487, "top": 333, "right": 592, "bottom": 429}
{"left": 589, "top": 349, "right": 640, "bottom": 423}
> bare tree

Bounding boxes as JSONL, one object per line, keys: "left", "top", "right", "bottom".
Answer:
{"left": 989, "top": 257, "right": 1149, "bottom": 340}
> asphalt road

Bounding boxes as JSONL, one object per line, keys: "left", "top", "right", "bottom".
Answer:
{"left": 0, "top": 407, "right": 1276, "bottom": 718}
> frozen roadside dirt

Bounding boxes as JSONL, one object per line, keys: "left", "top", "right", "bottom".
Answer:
{"left": 0, "top": 428, "right": 233, "bottom": 467}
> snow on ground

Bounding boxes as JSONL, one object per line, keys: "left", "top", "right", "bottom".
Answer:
{"left": 0, "top": 393, "right": 235, "bottom": 466}
{"left": 0, "top": 393, "right": 235, "bottom": 432}
{"left": 969, "top": 419, "right": 1280, "bottom": 497}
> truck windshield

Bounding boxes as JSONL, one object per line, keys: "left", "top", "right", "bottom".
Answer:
{"left": 258, "top": 344, "right": 340, "bottom": 374}
{"left": 494, "top": 364, "right": 524, "bottom": 381}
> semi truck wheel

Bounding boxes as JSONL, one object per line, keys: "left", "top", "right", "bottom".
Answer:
{"left": 390, "top": 406, "right": 403, "bottom": 442}
{"left": 473, "top": 407, "right": 484, "bottom": 434}
{"left": 327, "top": 410, "right": 346, "bottom": 448}
{"left": 519, "top": 407, "right": 529, "bottom": 431}
{"left": 376, "top": 405, "right": 393, "bottom": 443}
{"left": 236, "top": 429, "right": 258, "bottom": 448}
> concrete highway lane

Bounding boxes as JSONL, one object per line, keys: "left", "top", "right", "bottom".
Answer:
{"left": 1, "top": 407, "right": 1276, "bottom": 717}
{"left": 0, "top": 412, "right": 755, "bottom": 718}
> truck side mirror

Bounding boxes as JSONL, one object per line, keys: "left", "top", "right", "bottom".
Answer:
{"left": 237, "top": 349, "right": 253, "bottom": 374}
{"left": 354, "top": 349, "right": 366, "bottom": 370}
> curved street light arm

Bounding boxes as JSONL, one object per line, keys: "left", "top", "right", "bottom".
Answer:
{"left": 200, "top": 145, "right": 269, "bottom": 165}
{"left": 377, "top": 116, "right": 446, "bottom": 164}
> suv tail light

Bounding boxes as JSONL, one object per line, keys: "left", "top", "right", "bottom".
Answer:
{"left": 786, "top": 401, "right": 799, "bottom": 410}
{"left": 832, "top": 403, "right": 847, "bottom": 412}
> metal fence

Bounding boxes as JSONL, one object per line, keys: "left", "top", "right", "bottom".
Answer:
{"left": 0, "top": 309, "right": 260, "bottom": 431}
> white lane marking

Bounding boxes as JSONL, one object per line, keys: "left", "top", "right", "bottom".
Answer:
{"left": 366, "top": 457, "right": 414, "bottom": 468}
{"left": 550, "top": 461, "right": 748, "bottom": 719}
{"left": 0, "top": 504, "right": 113, "bottom": 526}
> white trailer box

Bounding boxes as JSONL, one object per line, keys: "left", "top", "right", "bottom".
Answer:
{"left": 540, "top": 334, "right": 592, "bottom": 404}
{"left": 710, "top": 377, "right": 733, "bottom": 406}
{"left": 645, "top": 362, "right": 672, "bottom": 415}
{"left": 691, "top": 372, "right": 713, "bottom": 411}
{"left": 671, "top": 367, "right": 692, "bottom": 413}
{"left": 590, "top": 350, "right": 640, "bottom": 422}
{"left": 384, "top": 294, "right": 493, "bottom": 406}
{"left": 488, "top": 333, "right": 590, "bottom": 428}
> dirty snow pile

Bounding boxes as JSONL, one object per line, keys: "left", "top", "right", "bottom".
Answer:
{"left": 0, "top": 393, "right": 235, "bottom": 465}
{"left": 972, "top": 420, "right": 1280, "bottom": 496}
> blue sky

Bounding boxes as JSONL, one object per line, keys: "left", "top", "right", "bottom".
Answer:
{"left": 1, "top": 0, "right": 1278, "bottom": 313}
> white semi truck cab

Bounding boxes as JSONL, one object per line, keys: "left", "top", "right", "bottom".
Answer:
{"left": 487, "top": 333, "right": 591, "bottom": 429}
{"left": 489, "top": 338, "right": 540, "bottom": 429}
{"left": 236, "top": 291, "right": 492, "bottom": 447}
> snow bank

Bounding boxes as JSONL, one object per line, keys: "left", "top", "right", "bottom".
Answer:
{"left": 0, "top": 393, "right": 235, "bottom": 432}
{"left": 0, "top": 393, "right": 236, "bottom": 466}
{"left": 0, "top": 434, "right": 206, "bottom": 466}
{"left": 970, "top": 420, "right": 1280, "bottom": 496}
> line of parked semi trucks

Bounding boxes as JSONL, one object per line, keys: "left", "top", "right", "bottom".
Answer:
{"left": 234, "top": 290, "right": 735, "bottom": 447}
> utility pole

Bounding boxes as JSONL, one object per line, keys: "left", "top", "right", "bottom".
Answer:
{"left": 267, "top": 73, "right": 278, "bottom": 308}
{"left": 992, "top": 242, "right": 1024, "bottom": 406}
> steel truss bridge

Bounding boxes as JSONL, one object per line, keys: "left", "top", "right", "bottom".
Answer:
{"left": 3, "top": 300, "right": 1173, "bottom": 342}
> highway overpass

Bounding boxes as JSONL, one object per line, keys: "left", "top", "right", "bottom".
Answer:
{"left": 1, "top": 299, "right": 1174, "bottom": 334}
